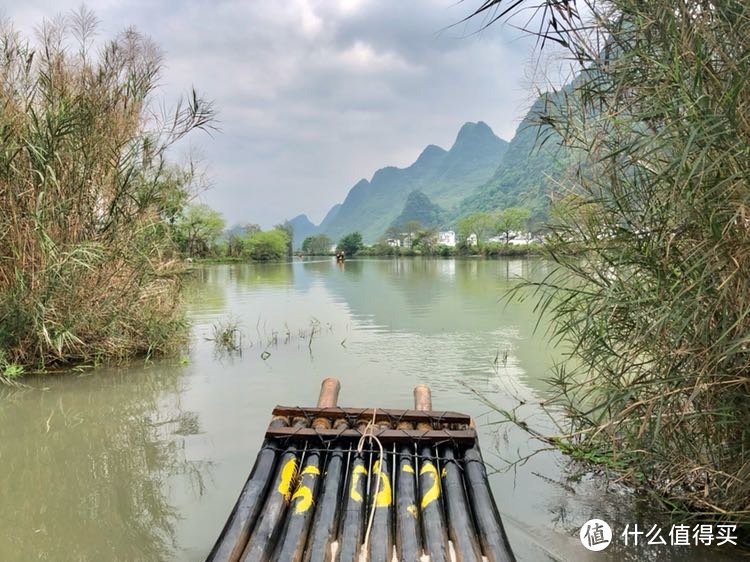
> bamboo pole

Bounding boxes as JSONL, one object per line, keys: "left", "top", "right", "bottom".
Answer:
{"left": 414, "top": 385, "right": 451, "bottom": 562}
{"left": 413, "top": 384, "right": 432, "bottom": 413}
{"left": 365, "top": 425, "right": 394, "bottom": 562}
{"left": 335, "top": 448, "right": 368, "bottom": 562}
{"left": 463, "top": 442, "right": 516, "bottom": 562}
{"left": 315, "top": 378, "right": 341, "bottom": 417}
{"left": 239, "top": 440, "right": 304, "bottom": 561}
{"left": 395, "top": 442, "right": 421, "bottom": 562}
{"left": 206, "top": 417, "right": 287, "bottom": 562}
{"left": 441, "top": 446, "right": 482, "bottom": 562}
{"left": 270, "top": 378, "right": 343, "bottom": 562}
{"left": 272, "top": 449, "right": 325, "bottom": 561}
{"left": 395, "top": 410, "right": 421, "bottom": 562}
{"left": 302, "top": 418, "right": 349, "bottom": 562}
{"left": 241, "top": 379, "right": 340, "bottom": 561}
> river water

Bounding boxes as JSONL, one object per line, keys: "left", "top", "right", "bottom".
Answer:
{"left": 0, "top": 258, "right": 735, "bottom": 561}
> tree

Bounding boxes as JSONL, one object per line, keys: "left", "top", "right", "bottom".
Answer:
{"left": 244, "top": 229, "right": 289, "bottom": 261}
{"left": 301, "top": 234, "right": 333, "bottom": 255}
{"left": 407, "top": 225, "right": 438, "bottom": 254}
{"left": 337, "top": 232, "right": 363, "bottom": 256}
{"left": 457, "top": 212, "right": 494, "bottom": 247}
{"left": 495, "top": 207, "right": 530, "bottom": 243}
{"left": 383, "top": 225, "right": 402, "bottom": 242}
{"left": 402, "top": 220, "right": 423, "bottom": 236}
{"left": 175, "top": 203, "right": 226, "bottom": 257}
{"left": 226, "top": 223, "right": 261, "bottom": 257}
{"left": 274, "top": 221, "right": 294, "bottom": 257}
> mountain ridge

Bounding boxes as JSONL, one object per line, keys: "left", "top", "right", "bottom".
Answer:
{"left": 287, "top": 97, "right": 568, "bottom": 246}
{"left": 304, "top": 121, "right": 508, "bottom": 243}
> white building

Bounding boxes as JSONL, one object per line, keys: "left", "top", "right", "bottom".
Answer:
{"left": 466, "top": 233, "right": 478, "bottom": 247}
{"left": 438, "top": 230, "right": 456, "bottom": 247}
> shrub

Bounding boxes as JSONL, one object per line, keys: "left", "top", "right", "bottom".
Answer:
{"left": 245, "top": 230, "right": 289, "bottom": 261}
{"left": 0, "top": 9, "right": 213, "bottom": 368}
{"left": 337, "top": 232, "right": 363, "bottom": 256}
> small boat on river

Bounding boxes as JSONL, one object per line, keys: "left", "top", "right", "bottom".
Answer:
{"left": 206, "top": 378, "right": 516, "bottom": 562}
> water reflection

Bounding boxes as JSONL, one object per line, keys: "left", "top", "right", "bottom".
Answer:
{"left": 234, "top": 261, "right": 294, "bottom": 287}
{"left": 0, "top": 367, "right": 208, "bottom": 562}
{"left": 0, "top": 258, "right": 737, "bottom": 562}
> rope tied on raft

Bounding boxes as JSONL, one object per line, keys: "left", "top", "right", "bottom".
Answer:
{"left": 356, "top": 407, "right": 384, "bottom": 556}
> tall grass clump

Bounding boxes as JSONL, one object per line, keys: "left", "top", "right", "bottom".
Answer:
{"left": 0, "top": 8, "right": 214, "bottom": 370}
{"left": 465, "top": 0, "right": 750, "bottom": 529}
{"left": 207, "top": 318, "right": 243, "bottom": 354}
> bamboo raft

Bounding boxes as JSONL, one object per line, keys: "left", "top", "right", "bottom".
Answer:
{"left": 207, "top": 378, "right": 516, "bottom": 562}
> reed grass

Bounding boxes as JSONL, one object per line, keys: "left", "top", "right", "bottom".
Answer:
{"left": 0, "top": 8, "right": 214, "bottom": 371}
{"left": 207, "top": 318, "right": 243, "bottom": 353}
{"left": 467, "top": 0, "right": 750, "bottom": 532}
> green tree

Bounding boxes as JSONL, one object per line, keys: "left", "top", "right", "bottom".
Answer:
{"left": 274, "top": 221, "right": 294, "bottom": 257}
{"left": 495, "top": 207, "right": 530, "bottom": 244}
{"left": 337, "top": 232, "right": 363, "bottom": 256}
{"left": 302, "top": 234, "right": 333, "bottom": 255}
{"left": 411, "top": 226, "right": 438, "bottom": 255}
{"left": 245, "top": 229, "right": 289, "bottom": 261}
{"left": 457, "top": 212, "right": 494, "bottom": 248}
{"left": 175, "top": 203, "right": 226, "bottom": 257}
{"left": 226, "top": 224, "right": 261, "bottom": 257}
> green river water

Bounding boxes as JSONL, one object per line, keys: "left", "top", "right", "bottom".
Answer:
{"left": 0, "top": 259, "right": 735, "bottom": 561}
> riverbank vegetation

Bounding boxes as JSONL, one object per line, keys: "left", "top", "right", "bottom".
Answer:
{"left": 358, "top": 241, "right": 540, "bottom": 258}
{"left": 474, "top": 0, "right": 749, "bottom": 533}
{"left": 174, "top": 216, "right": 292, "bottom": 262}
{"left": 0, "top": 9, "right": 214, "bottom": 370}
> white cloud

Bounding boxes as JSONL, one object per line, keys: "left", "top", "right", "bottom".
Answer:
{"left": 332, "top": 40, "right": 416, "bottom": 73}
{"left": 3, "top": 0, "right": 549, "bottom": 227}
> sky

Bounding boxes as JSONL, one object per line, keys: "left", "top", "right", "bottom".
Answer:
{"left": 7, "top": 0, "right": 562, "bottom": 228}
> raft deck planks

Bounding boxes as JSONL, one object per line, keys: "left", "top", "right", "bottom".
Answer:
{"left": 207, "top": 378, "right": 516, "bottom": 562}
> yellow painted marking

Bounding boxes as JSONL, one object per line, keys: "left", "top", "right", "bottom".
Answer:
{"left": 291, "top": 485, "right": 314, "bottom": 513}
{"left": 441, "top": 467, "right": 447, "bottom": 478}
{"left": 402, "top": 464, "right": 415, "bottom": 474}
{"left": 407, "top": 504, "right": 418, "bottom": 518}
{"left": 278, "top": 458, "right": 298, "bottom": 502}
{"left": 290, "top": 463, "right": 321, "bottom": 514}
{"left": 372, "top": 460, "right": 392, "bottom": 507}
{"left": 350, "top": 464, "right": 368, "bottom": 502}
{"left": 420, "top": 461, "right": 440, "bottom": 509}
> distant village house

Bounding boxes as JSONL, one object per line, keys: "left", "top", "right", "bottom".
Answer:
{"left": 438, "top": 230, "right": 456, "bottom": 247}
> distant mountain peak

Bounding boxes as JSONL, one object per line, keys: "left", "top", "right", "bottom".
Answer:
{"left": 418, "top": 144, "right": 446, "bottom": 158}
{"left": 289, "top": 213, "right": 312, "bottom": 223}
{"left": 450, "top": 121, "right": 505, "bottom": 153}
{"left": 411, "top": 144, "right": 447, "bottom": 170}
{"left": 371, "top": 166, "right": 399, "bottom": 184}
{"left": 306, "top": 120, "right": 510, "bottom": 243}
{"left": 391, "top": 190, "right": 444, "bottom": 230}
{"left": 287, "top": 213, "right": 319, "bottom": 249}
{"left": 456, "top": 120, "right": 491, "bottom": 137}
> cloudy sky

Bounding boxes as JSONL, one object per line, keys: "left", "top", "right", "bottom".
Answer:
{"left": 8, "top": 1, "right": 559, "bottom": 227}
